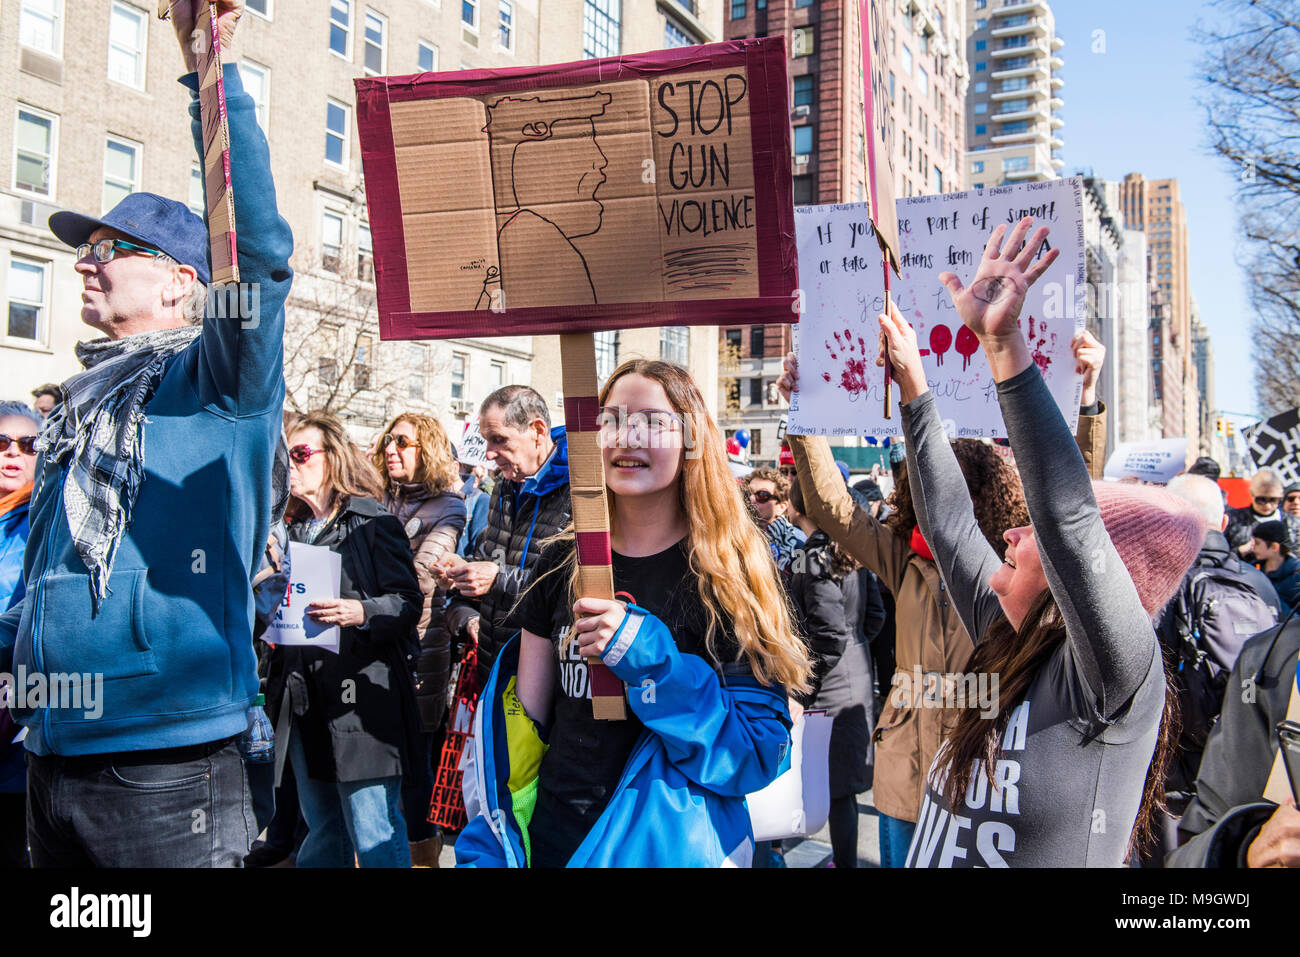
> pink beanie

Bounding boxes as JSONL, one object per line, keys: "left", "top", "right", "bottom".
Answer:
{"left": 1091, "top": 481, "right": 1207, "bottom": 618}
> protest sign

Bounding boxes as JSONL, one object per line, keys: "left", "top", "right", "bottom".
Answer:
{"left": 1244, "top": 407, "right": 1300, "bottom": 485}
{"left": 355, "top": 38, "right": 797, "bottom": 340}
{"left": 1103, "top": 438, "right": 1190, "bottom": 484}
{"left": 788, "top": 178, "right": 1086, "bottom": 438}
{"left": 263, "top": 542, "right": 343, "bottom": 654}
{"left": 457, "top": 420, "right": 486, "bottom": 468}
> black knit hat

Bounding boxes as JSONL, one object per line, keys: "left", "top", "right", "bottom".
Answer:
{"left": 1252, "top": 519, "right": 1292, "bottom": 553}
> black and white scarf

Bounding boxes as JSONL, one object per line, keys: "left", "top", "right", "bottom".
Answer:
{"left": 36, "top": 325, "right": 202, "bottom": 607}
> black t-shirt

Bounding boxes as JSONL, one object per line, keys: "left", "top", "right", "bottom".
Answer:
{"left": 510, "top": 536, "right": 740, "bottom": 868}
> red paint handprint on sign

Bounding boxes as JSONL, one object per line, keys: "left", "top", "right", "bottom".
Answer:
{"left": 821, "top": 328, "right": 873, "bottom": 397}
{"left": 1024, "top": 314, "right": 1056, "bottom": 373}
{"left": 929, "top": 325, "right": 953, "bottom": 366}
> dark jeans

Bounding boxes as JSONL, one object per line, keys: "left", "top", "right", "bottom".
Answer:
{"left": 26, "top": 736, "right": 254, "bottom": 867}
{"left": 828, "top": 795, "right": 859, "bottom": 868}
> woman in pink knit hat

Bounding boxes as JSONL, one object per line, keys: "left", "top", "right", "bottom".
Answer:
{"left": 880, "top": 217, "right": 1205, "bottom": 867}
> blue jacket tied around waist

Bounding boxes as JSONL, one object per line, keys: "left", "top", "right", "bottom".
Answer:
{"left": 0, "top": 65, "right": 293, "bottom": 756}
{"left": 455, "top": 605, "right": 793, "bottom": 867}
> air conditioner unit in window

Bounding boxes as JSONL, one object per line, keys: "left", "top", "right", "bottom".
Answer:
{"left": 449, "top": 398, "right": 473, "bottom": 415}
{"left": 794, "top": 155, "right": 809, "bottom": 167}
{"left": 793, "top": 104, "right": 810, "bottom": 118}
{"left": 462, "top": 28, "right": 478, "bottom": 47}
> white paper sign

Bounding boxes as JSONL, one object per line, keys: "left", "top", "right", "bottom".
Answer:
{"left": 789, "top": 178, "right": 1087, "bottom": 438}
{"left": 458, "top": 420, "right": 487, "bottom": 468}
{"left": 1103, "top": 438, "right": 1190, "bottom": 484}
{"left": 263, "top": 541, "right": 343, "bottom": 653}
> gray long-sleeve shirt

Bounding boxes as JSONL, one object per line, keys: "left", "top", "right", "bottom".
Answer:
{"left": 901, "top": 365, "right": 1163, "bottom": 867}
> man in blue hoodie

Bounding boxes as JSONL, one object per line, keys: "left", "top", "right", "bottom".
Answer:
{"left": 441, "top": 386, "right": 571, "bottom": 687}
{"left": 0, "top": 0, "right": 293, "bottom": 867}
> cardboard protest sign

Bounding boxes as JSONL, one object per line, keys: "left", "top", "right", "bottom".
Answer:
{"left": 858, "top": 0, "right": 899, "bottom": 269}
{"left": 788, "top": 178, "right": 1086, "bottom": 438}
{"left": 1244, "top": 407, "right": 1300, "bottom": 485}
{"left": 1103, "top": 438, "right": 1190, "bottom": 484}
{"left": 263, "top": 542, "right": 342, "bottom": 653}
{"left": 355, "top": 38, "right": 797, "bottom": 340}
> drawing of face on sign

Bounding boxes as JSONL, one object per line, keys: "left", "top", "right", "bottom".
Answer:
{"left": 482, "top": 92, "right": 613, "bottom": 307}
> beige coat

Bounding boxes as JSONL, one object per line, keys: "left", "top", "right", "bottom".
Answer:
{"left": 786, "top": 408, "right": 1105, "bottom": 823}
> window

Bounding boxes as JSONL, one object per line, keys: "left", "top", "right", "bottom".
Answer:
{"left": 102, "top": 136, "right": 141, "bottom": 212}
{"left": 749, "top": 377, "right": 763, "bottom": 407}
{"left": 364, "top": 9, "right": 386, "bottom": 74}
{"left": 974, "top": 124, "right": 986, "bottom": 136}
{"left": 325, "top": 98, "right": 350, "bottom": 167}
{"left": 976, "top": 18, "right": 986, "bottom": 29}
{"left": 318, "top": 357, "right": 338, "bottom": 386}
{"left": 450, "top": 353, "right": 467, "bottom": 399}
{"left": 321, "top": 210, "right": 344, "bottom": 271}
{"left": 664, "top": 19, "right": 692, "bottom": 48}
{"left": 108, "top": 2, "right": 148, "bottom": 89}
{"left": 793, "top": 125, "right": 813, "bottom": 158}
{"left": 19, "top": 0, "right": 62, "bottom": 56}
{"left": 6, "top": 256, "right": 49, "bottom": 345}
{"left": 329, "top": 0, "right": 351, "bottom": 58}
{"left": 724, "top": 328, "right": 742, "bottom": 355}
{"left": 407, "top": 346, "right": 427, "bottom": 400}
{"left": 917, "top": 66, "right": 928, "bottom": 95}
{"left": 974, "top": 102, "right": 987, "bottom": 114}
{"left": 974, "top": 61, "right": 986, "bottom": 72}
{"left": 795, "top": 0, "right": 813, "bottom": 5}
{"left": 462, "top": 0, "right": 478, "bottom": 30}
{"left": 973, "top": 80, "right": 986, "bottom": 93}
{"left": 242, "top": 61, "right": 270, "bottom": 134}
{"left": 498, "top": 1, "right": 513, "bottom": 50}
{"left": 354, "top": 334, "right": 372, "bottom": 391}
{"left": 974, "top": 0, "right": 986, "bottom": 8}
{"left": 932, "top": 166, "right": 943, "bottom": 193}
{"left": 189, "top": 163, "right": 204, "bottom": 214}
{"left": 246, "top": 0, "right": 271, "bottom": 18}
{"left": 14, "top": 106, "right": 56, "bottom": 197}
{"left": 971, "top": 160, "right": 985, "bottom": 173}
{"left": 418, "top": 41, "right": 438, "bottom": 72}
{"left": 973, "top": 182, "right": 984, "bottom": 189}
{"left": 660, "top": 326, "right": 688, "bottom": 365}
{"left": 750, "top": 325, "right": 764, "bottom": 357}
{"left": 730, "top": 0, "right": 745, "bottom": 18}
{"left": 358, "top": 221, "right": 373, "bottom": 281}
{"left": 900, "top": 45, "right": 912, "bottom": 75}
{"left": 793, "top": 75, "right": 814, "bottom": 107}
{"left": 583, "top": 0, "right": 620, "bottom": 59}
{"left": 974, "top": 39, "right": 986, "bottom": 51}
{"left": 889, "top": 71, "right": 895, "bottom": 100}
{"left": 490, "top": 360, "right": 506, "bottom": 388}
{"left": 594, "top": 330, "right": 619, "bottom": 380}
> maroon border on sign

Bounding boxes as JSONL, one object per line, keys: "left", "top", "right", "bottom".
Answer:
{"left": 355, "top": 38, "right": 797, "bottom": 341}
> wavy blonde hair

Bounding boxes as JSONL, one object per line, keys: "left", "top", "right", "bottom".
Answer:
{"left": 371, "top": 411, "right": 461, "bottom": 497}
{"left": 540, "top": 360, "right": 810, "bottom": 695}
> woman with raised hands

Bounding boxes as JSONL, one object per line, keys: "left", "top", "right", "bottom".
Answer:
{"left": 884, "top": 218, "right": 1205, "bottom": 866}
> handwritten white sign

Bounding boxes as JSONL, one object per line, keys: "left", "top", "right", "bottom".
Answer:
{"left": 1103, "top": 438, "right": 1190, "bottom": 484}
{"left": 263, "top": 542, "right": 342, "bottom": 653}
{"left": 458, "top": 420, "right": 487, "bottom": 468}
{"left": 788, "top": 178, "right": 1086, "bottom": 438}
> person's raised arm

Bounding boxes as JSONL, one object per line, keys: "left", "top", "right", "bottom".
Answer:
{"left": 169, "top": 0, "right": 294, "bottom": 416}
{"left": 878, "top": 304, "right": 1006, "bottom": 642}
{"left": 939, "top": 219, "right": 1154, "bottom": 713}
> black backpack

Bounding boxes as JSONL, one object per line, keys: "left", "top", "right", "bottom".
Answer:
{"left": 1158, "top": 555, "right": 1277, "bottom": 801}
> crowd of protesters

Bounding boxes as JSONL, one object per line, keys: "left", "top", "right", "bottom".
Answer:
{"left": 2, "top": 0, "right": 1299, "bottom": 871}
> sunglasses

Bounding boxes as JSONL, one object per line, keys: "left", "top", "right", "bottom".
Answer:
{"left": 778, "top": 466, "right": 798, "bottom": 477}
{"left": 75, "top": 238, "right": 166, "bottom": 264}
{"left": 380, "top": 433, "right": 420, "bottom": 451}
{"left": 0, "top": 434, "right": 37, "bottom": 455}
{"left": 1254, "top": 496, "right": 1282, "bottom": 505}
{"left": 1287, "top": 494, "right": 1300, "bottom": 503}
{"left": 748, "top": 489, "right": 781, "bottom": 504}
{"left": 288, "top": 445, "right": 324, "bottom": 465}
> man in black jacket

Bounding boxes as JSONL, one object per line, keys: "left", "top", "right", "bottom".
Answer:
{"left": 1226, "top": 468, "right": 1286, "bottom": 560}
{"left": 1167, "top": 616, "right": 1300, "bottom": 867}
{"left": 441, "top": 386, "right": 571, "bottom": 686}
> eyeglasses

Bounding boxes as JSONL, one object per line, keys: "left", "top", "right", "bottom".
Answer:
{"left": 288, "top": 445, "right": 325, "bottom": 465}
{"left": 75, "top": 238, "right": 166, "bottom": 264}
{"left": 748, "top": 489, "right": 781, "bottom": 504}
{"left": 778, "top": 466, "right": 798, "bottom": 478}
{"left": 0, "top": 434, "right": 37, "bottom": 455}
{"left": 380, "top": 433, "right": 420, "bottom": 451}
{"left": 597, "top": 407, "right": 684, "bottom": 440}
{"left": 1254, "top": 496, "right": 1282, "bottom": 505}
{"left": 1287, "top": 493, "right": 1300, "bottom": 503}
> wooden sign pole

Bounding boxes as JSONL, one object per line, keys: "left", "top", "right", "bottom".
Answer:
{"left": 160, "top": 1, "right": 239, "bottom": 284}
{"left": 559, "top": 333, "right": 627, "bottom": 721}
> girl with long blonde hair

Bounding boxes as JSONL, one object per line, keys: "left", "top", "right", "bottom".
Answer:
{"left": 456, "top": 359, "right": 811, "bottom": 868}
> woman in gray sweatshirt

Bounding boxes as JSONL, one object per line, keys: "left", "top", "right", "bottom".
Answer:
{"left": 882, "top": 218, "right": 1205, "bottom": 866}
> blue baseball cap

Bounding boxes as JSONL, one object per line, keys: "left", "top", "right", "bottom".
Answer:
{"left": 49, "top": 192, "right": 211, "bottom": 285}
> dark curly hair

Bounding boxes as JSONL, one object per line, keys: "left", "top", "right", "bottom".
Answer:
{"left": 884, "top": 439, "right": 1028, "bottom": 554}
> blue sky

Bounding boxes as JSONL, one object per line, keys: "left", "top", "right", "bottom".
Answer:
{"left": 1048, "top": 0, "right": 1257, "bottom": 421}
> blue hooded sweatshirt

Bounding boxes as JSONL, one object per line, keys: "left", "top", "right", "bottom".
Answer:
{"left": 0, "top": 65, "right": 293, "bottom": 756}
{"left": 455, "top": 606, "right": 793, "bottom": 867}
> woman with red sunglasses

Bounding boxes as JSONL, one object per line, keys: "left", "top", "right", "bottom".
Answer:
{"left": 370, "top": 412, "right": 466, "bottom": 867}
{"left": 265, "top": 410, "right": 423, "bottom": 867}
{"left": 0, "top": 399, "right": 42, "bottom": 866}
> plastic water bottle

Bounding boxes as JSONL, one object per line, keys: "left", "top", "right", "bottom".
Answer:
{"left": 241, "top": 693, "right": 274, "bottom": 764}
